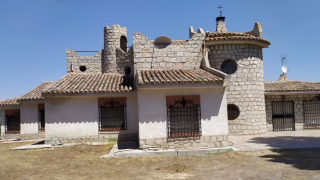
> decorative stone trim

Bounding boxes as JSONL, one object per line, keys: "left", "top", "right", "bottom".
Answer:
{"left": 45, "top": 133, "right": 138, "bottom": 145}
{"left": 1, "top": 132, "right": 45, "bottom": 140}
{"left": 139, "top": 135, "right": 229, "bottom": 149}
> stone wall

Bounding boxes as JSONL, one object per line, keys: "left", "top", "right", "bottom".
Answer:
{"left": 1, "top": 132, "right": 45, "bottom": 140}
{"left": 116, "top": 46, "right": 134, "bottom": 75}
{"left": 265, "top": 94, "right": 318, "bottom": 131}
{"left": 208, "top": 44, "right": 267, "bottom": 135}
{"left": 45, "top": 133, "right": 138, "bottom": 145}
{"left": 132, "top": 31, "right": 205, "bottom": 70}
{"left": 103, "top": 24, "right": 127, "bottom": 73}
{"left": 139, "top": 135, "right": 230, "bottom": 149}
{"left": 66, "top": 50, "right": 102, "bottom": 73}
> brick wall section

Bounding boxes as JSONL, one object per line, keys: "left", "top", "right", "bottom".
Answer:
{"left": 132, "top": 32, "right": 205, "bottom": 70}
{"left": 140, "top": 135, "right": 230, "bottom": 149}
{"left": 208, "top": 44, "right": 266, "bottom": 135}
{"left": 265, "top": 94, "right": 318, "bottom": 131}
{"left": 66, "top": 50, "right": 102, "bottom": 73}
{"left": 103, "top": 24, "right": 127, "bottom": 73}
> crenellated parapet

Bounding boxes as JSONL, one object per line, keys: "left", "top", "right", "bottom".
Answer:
{"left": 132, "top": 28, "right": 205, "bottom": 70}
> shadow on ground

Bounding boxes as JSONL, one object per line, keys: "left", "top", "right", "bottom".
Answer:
{"left": 249, "top": 136, "right": 320, "bottom": 170}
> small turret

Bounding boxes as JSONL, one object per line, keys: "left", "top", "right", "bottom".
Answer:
{"left": 103, "top": 24, "right": 127, "bottom": 73}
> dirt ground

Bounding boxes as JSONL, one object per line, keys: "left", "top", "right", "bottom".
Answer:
{"left": 1, "top": 141, "right": 320, "bottom": 180}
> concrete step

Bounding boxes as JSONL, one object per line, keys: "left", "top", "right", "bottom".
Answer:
{"left": 117, "top": 141, "right": 139, "bottom": 149}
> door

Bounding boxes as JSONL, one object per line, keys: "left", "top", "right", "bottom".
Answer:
{"left": 272, "top": 101, "right": 295, "bottom": 131}
{"left": 303, "top": 95, "right": 320, "bottom": 129}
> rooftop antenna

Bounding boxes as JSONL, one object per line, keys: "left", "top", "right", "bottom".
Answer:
{"left": 281, "top": 55, "right": 289, "bottom": 74}
{"left": 217, "top": 4, "right": 223, "bottom": 16}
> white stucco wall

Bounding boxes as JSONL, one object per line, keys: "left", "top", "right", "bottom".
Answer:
{"left": 45, "top": 94, "right": 139, "bottom": 139}
{"left": 20, "top": 103, "right": 39, "bottom": 134}
{"left": 45, "top": 97, "right": 99, "bottom": 139}
{"left": 124, "top": 95, "right": 139, "bottom": 134}
{"left": 138, "top": 87, "right": 228, "bottom": 139}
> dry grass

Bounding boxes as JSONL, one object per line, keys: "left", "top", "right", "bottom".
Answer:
{"left": 1, "top": 141, "right": 320, "bottom": 180}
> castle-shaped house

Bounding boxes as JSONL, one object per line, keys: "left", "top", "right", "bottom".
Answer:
{"left": 1, "top": 15, "right": 320, "bottom": 149}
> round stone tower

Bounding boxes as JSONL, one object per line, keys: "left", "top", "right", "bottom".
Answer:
{"left": 103, "top": 24, "right": 127, "bottom": 73}
{"left": 206, "top": 16, "right": 270, "bottom": 135}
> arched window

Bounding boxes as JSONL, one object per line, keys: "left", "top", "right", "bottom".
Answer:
{"left": 120, "top": 36, "right": 127, "bottom": 52}
{"left": 221, "top": 59, "right": 237, "bottom": 75}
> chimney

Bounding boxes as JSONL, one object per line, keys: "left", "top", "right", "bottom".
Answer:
{"left": 278, "top": 74, "right": 288, "bottom": 82}
{"left": 216, "top": 16, "right": 227, "bottom": 33}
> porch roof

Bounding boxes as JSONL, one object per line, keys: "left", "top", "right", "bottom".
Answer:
{"left": 265, "top": 81, "right": 320, "bottom": 92}
{"left": 42, "top": 73, "right": 134, "bottom": 94}
{"left": 0, "top": 98, "right": 20, "bottom": 106}
{"left": 137, "top": 69, "right": 223, "bottom": 85}
{"left": 19, "top": 81, "right": 55, "bottom": 101}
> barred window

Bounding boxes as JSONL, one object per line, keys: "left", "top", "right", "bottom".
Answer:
{"left": 221, "top": 59, "right": 237, "bottom": 75}
{"left": 98, "top": 98, "right": 127, "bottom": 131}
{"left": 167, "top": 96, "right": 201, "bottom": 138}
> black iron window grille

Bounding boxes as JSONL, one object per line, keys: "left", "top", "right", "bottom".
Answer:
{"left": 5, "top": 112, "right": 20, "bottom": 134}
{"left": 303, "top": 95, "right": 320, "bottom": 130}
{"left": 271, "top": 101, "right": 295, "bottom": 131}
{"left": 167, "top": 97, "right": 201, "bottom": 138}
{"left": 38, "top": 110, "right": 45, "bottom": 131}
{"left": 98, "top": 99, "right": 127, "bottom": 131}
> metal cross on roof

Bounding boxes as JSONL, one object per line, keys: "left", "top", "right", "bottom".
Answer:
{"left": 217, "top": 4, "right": 223, "bottom": 16}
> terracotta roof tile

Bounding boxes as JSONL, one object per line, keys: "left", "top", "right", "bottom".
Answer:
{"left": 0, "top": 98, "right": 20, "bottom": 106}
{"left": 43, "top": 73, "right": 134, "bottom": 94}
{"left": 138, "top": 69, "right": 223, "bottom": 85}
{"left": 19, "top": 82, "right": 55, "bottom": 101}
{"left": 265, "top": 81, "right": 320, "bottom": 92}
{"left": 205, "top": 32, "right": 270, "bottom": 45}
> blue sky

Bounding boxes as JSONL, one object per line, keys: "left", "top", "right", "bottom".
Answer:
{"left": 0, "top": 0, "right": 319, "bottom": 100}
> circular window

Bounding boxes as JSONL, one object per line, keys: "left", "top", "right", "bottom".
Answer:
{"left": 79, "top": 66, "right": 87, "bottom": 72}
{"left": 221, "top": 59, "right": 237, "bottom": 74}
{"left": 227, "top": 104, "right": 240, "bottom": 120}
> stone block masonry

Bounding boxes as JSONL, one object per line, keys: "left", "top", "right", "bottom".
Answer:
{"left": 104, "top": 24, "right": 128, "bottom": 73}
{"left": 66, "top": 50, "right": 102, "bottom": 73}
{"left": 45, "top": 133, "right": 138, "bottom": 145}
{"left": 139, "top": 135, "right": 230, "bottom": 149}
{"left": 132, "top": 31, "right": 205, "bottom": 70}
{"left": 1, "top": 132, "right": 45, "bottom": 140}
{"left": 208, "top": 44, "right": 267, "bottom": 135}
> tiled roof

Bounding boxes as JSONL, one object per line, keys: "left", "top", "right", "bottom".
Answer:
{"left": 0, "top": 98, "right": 20, "bottom": 106}
{"left": 205, "top": 32, "right": 270, "bottom": 45}
{"left": 43, "top": 73, "right": 134, "bottom": 94}
{"left": 137, "top": 69, "right": 223, "bottom": 85}
{"left": 19, "top": 82, "right": 55, "bottom": 101}
{"left": 265, "top": 81, "right": 320, "bottom": 92}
